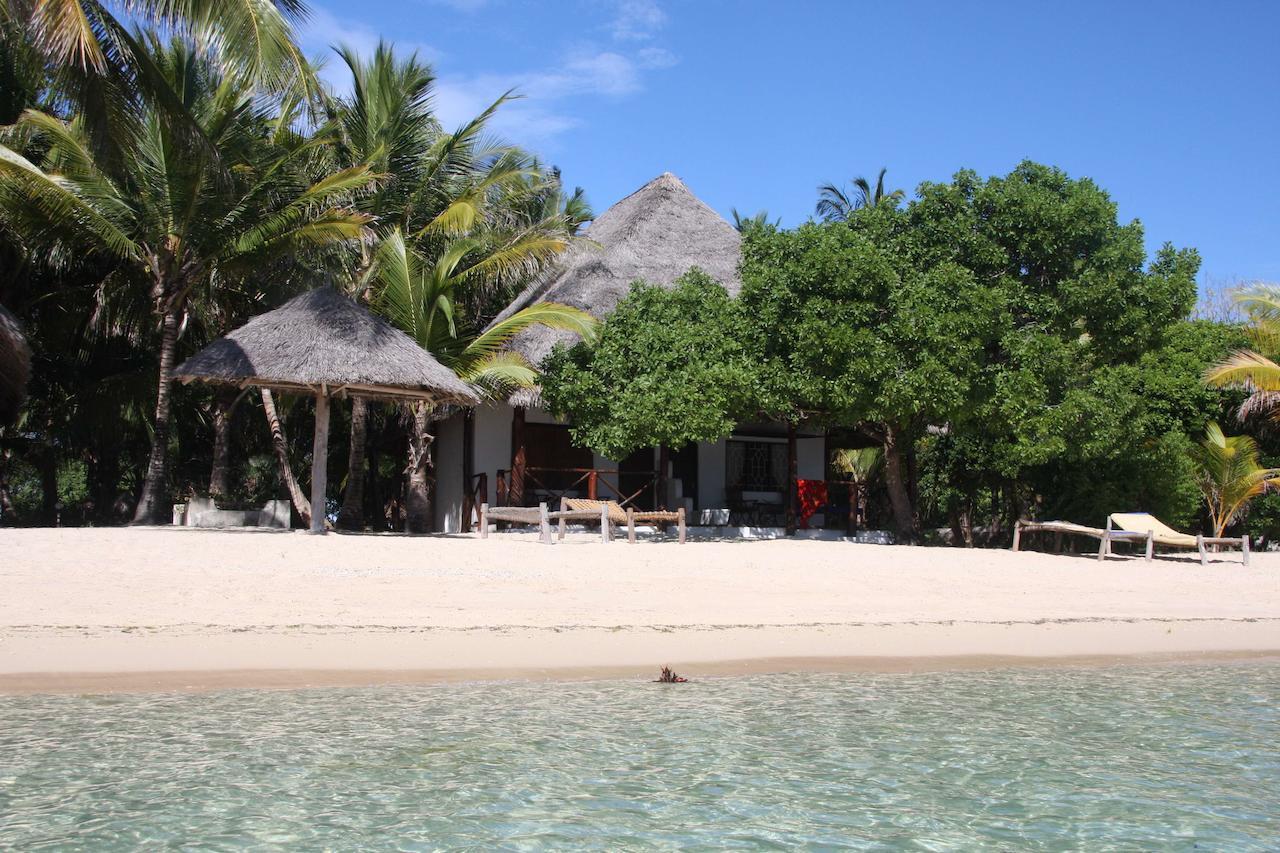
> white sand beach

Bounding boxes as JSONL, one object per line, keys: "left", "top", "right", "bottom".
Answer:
{"left": 1, "top": 527, "right": 1278, "bottom": 691}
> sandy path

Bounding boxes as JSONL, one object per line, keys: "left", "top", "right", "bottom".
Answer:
{"left": 1, "top": 527, "right": 1278, "bottom": 690}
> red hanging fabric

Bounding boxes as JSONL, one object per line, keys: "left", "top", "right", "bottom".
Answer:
{"left": 796, "top": 479, "right": 828, "bottom": 529}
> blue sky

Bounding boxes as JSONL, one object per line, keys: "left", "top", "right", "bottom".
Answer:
{"left": 301, "top": 0, "right": 1279, "bottom": 289}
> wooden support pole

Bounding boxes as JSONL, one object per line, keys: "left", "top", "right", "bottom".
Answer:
{"left": 1011, "top": 520, "right": 1022, "bottom": 552}
{"left": 1243, "top": 535, "right": 1251, "bottom": 566}
{"left": 510, "top": 406, "right": 526, "bottom": 506}
{"left": 627, "top": 507, "right": 637, "bottom": 543}
{"left": 558, "top": 497, "right": 568, "bottom": 541}
{"left": 479, "top": 503, "right": 488, "bottom": 538}
{"left": 461, "top": 408, "right": 475, "bottom": 532}
{"left": 1096, "top": 528, "right": 1109, "bottom": 561}
{"left": 309, "top": 392, "right": 330, "bottom": 534}
{"left": 1197, "top": 534, "right": 1206, "bottom": 566}
{"left": 677, "top": 507, "right": 686, "bottom": 544}
{"left": 601, "top": 503, "right": 611, "bottom": 543}
{"left": 588, "top": 469, "right": 598, "bottom": 501}
{"left": 538, "top": 502, "right": 552, "bottom": 545}
{"left": 1145, "top": 531, "right": 1154, "bottom": 561}
{"left": 785, "top": 422, "right": 798, "bottom": 536}
{"left": 656, "top": 444, "right": 669, "bottom": 510}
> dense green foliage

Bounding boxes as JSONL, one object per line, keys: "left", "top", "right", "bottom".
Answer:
{"left": 543, "top": 161, "right": 1249, "bottom": 543}
{"left": 542, "top": 270, "right": 757, "bottom": 460}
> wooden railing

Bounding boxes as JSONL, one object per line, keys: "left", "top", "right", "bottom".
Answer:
{"left": 495, "top": 466, "right": 659, "bottom": 510}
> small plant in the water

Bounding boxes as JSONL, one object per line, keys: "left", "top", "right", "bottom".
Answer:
{"left": 656, "top": 666, "right": 687, "bottom": 683}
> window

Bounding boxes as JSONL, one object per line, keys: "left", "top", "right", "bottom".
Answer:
{"left": 726, "top": 439, "right": 786, "bottom": 492}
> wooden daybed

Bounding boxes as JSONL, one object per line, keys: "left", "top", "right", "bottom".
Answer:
{"left": 1012, "top": 513, "right": 1250, "bottom": 566}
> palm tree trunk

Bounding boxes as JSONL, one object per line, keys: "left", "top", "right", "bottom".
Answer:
{"left": 208, "top": 388, "right": 238, "bottom": 498}
{"left": 881, "top": 424, "right": 919, "bottom": 543}
{"left": 133, "top": 308, "right": 180, "bottom": 524}
{"left": 337, "top": 396, "right": 369, "bottom": 530}
{"left": 405, "top": 402, "right": 434, "bottom": 534}
{"left": 0, "top": 446, "right": 15, "bottom": 522}
{"left": 261, "top": 387, "right": 311, "bottom": 527}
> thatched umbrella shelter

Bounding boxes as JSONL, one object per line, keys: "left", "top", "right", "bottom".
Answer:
{"left": 492, "top": 171, "right": 742, "bottom": 404}
{"left": 0, "top": 303, "right": 31, "bottom": 425}
{"left": 174, "top": 287, "right": 478, "bottom": 532}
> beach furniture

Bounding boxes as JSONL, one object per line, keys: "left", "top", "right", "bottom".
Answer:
{"left": 1013, "top": 514, "right": 1250, "bottom": 565}
{"left": 1106, "top": 512, "right": 1249, "bottom": 566}
{"left": 557, "top": 498, "right": 687, "bottom": 544}
{"left": 479, "top": 502, "right": 557, "bottom": 544}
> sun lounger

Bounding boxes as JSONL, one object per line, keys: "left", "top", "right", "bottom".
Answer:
{"left": 557, "top": 498, "right": 686, "bottom": 544}
{"left": 1013, "top": 514, "right": 1250, "bottom": 565}
{"left": 1106, "top": 512, "right": 1249, "bottom": 566}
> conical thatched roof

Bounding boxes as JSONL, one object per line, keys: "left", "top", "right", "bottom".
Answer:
{"left": 0, "top": 303, "right": 31, "bottom": 424}
{"left": 495, "top": 172, "right": 741, "bottom": 376}
{"left": 174, "top": 288, "right": 478, "bottom": 404}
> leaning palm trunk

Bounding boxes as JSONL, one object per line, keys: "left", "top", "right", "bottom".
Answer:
{"left": 261, "top": 387, "right": 311, "bottom": 527}
{"left": 404, "top": 402, "right": 434, "bottom": 534}
{"left": 337, "top": 397, "right": 370, "bottom": 530}
{"left": 133, "top": 308, "right": 180, "bottom": 523}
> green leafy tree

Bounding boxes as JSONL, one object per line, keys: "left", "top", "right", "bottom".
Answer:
{"left": 739, "top": 210, "right": 1002, "bottom": 540}
{"left": 541, "top": 270, "right": 758, "bottom": 461}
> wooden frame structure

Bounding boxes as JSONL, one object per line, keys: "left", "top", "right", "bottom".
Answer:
{"left": 474, "top": 499, "right": 686, "bottom": 545}
{"left": 556, "top": 498, "right": 686, "bottom": 544}
{"left": 1012, "top": 518, "right": 1251, "bottom": 566}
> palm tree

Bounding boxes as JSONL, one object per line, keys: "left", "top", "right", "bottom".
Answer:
{"left": 1205, "top": 284, "right": 1280, "bottom": 425}
{"left": 815, "top": 167, "right": 904, "bottom": 222}
{"left": 731, "top": 208, "right": 779, "bottom": 235}
{"left": 0, "top": 37, "right": 376, "bottom": 522}
{"left": 830, "top": 447, "right": 881, "bottom": 533}
{"left": 1188, "top": 422, "right": 1280, "bottom": 537}
{"left": 373, "top": 229, "right": 596, "bottom": 532}
{"left": 319, "top": 43, "right": 591, "bottom": 529}
{"left": 6, "top": 0, "right": 306, "bottom": 85}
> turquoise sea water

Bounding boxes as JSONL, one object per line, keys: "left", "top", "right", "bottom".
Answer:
{"left": 1, "top": 663, "right": 1278, "bottom": 850}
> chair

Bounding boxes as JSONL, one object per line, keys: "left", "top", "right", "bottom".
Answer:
{"left": 1106, "top": 512, "right": 1250, "bottom": 566}
{"left": 558, "top": 497, "right": 686, "bottom": 544}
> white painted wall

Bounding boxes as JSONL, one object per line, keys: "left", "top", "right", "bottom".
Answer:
{"left": 433, "top": 414, "right": 464, "bottom": 533}
{"left": 472, "top": 403, "right": 513, "bottom": 506}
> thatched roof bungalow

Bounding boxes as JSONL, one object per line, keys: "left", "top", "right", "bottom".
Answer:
{"left": 432, "top": 172, "right": 827, "bottom": 537}
{"left": 176, "top": 287, "right": 477, "bottom": 532}
{"left": 495, "top": 171, "right": 742, "bottom": 388}
{"left": 174, "top": 287, "right": 475, "bottom": 403}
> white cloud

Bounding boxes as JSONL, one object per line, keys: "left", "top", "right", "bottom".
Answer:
{"left": 432, "top": 49, "right": 650, "bottom": 143}
{"left": 609, "top": 0, "right": 667, "bottom": 41}
{"left": 300, "top": 8, "right": 443, "bottom": 94}
{"left": 636, "top": 46, "right": 677, "bottom": 69}
{"left": 298, "top": 4, "right": 677, "bottom": 146}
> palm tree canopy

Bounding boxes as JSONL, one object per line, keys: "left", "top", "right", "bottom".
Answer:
{"left": 1188, "top": 421, "right": 1280, "bottom": 536}
{"left": 815, "top": 167, "right": 905, "bottom": 222}
{"left": 371, "top": 228, "right": 597, "bottom": 398}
